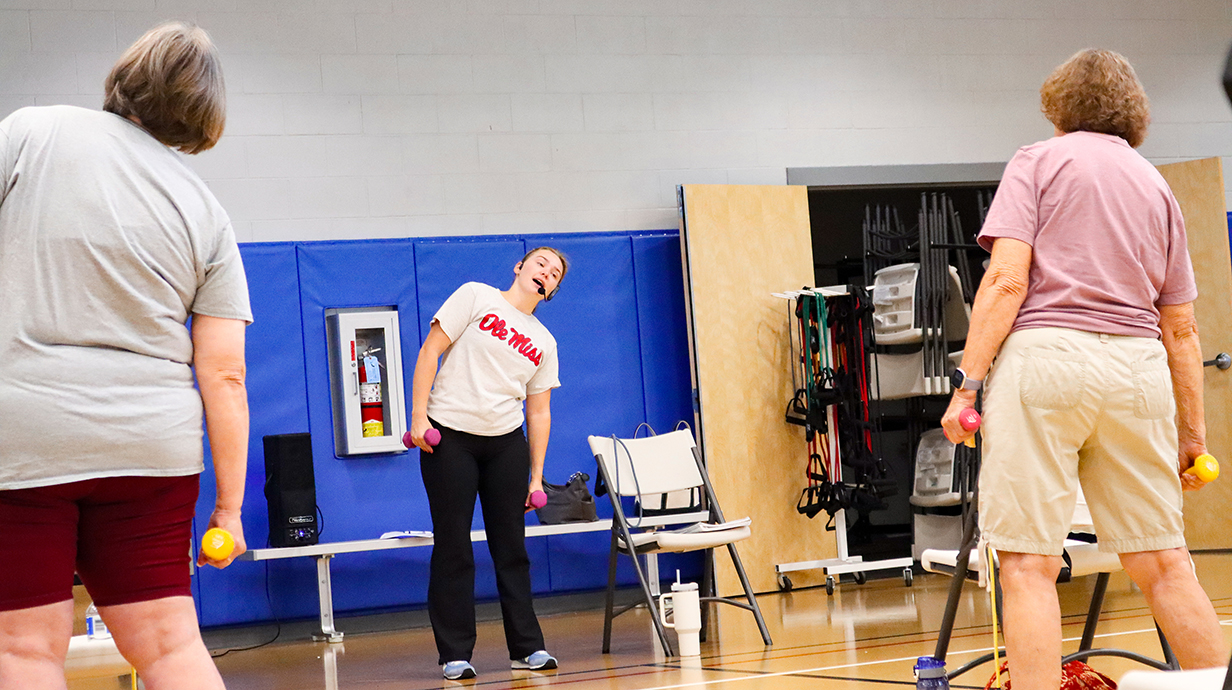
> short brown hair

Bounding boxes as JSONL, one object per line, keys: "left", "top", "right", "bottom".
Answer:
{"left": 104, "top": 22, "right": 226, "bottom": 154}
{"left": 1040, "top": 49, "right": 1150, "bottom": 148}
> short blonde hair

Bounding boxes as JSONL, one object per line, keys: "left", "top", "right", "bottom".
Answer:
{"left": 104, "top": 22, "right": 225, "bottom": 154}
{"left": 1040, "top": 48, "right": 1150, "bottom": 148}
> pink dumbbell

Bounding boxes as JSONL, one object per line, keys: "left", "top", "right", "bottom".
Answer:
{"left": 402, "top": 428, "right": 441, "bottom": 449}
{"left": 958, "top": 408, "right": 980, "bottom": 447}
{"left": 528, "top": 490, "right": 547, "bottom": 509}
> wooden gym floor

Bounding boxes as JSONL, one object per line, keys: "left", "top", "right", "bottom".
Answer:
{"left": 68, "top": 553, "right": 1232, "bottom": 689}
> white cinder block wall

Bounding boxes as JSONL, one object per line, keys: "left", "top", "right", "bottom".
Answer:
{"left": 1, "top": 1, "right": 1230, "bottom": 242}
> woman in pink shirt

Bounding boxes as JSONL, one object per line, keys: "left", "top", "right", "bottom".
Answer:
{"left": 941, "top": 49, "right": 1226, "bottom": 689}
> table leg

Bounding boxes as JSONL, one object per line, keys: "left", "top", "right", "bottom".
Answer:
{"left": 312, "top": 555, "right": 344, "bottom": 643}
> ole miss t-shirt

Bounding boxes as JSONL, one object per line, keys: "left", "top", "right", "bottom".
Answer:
{"left": 426, "top": 282, "right": 560, "bottom": 435}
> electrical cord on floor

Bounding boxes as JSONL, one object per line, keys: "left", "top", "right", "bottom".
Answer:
{"left": 209, "top": 504, "right": 328, "bottom": 657}
{"left": 209, "top": 546, "right": 282, "bottom": 658}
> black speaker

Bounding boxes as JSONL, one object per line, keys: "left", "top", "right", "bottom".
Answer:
{"left": 263, "top": 433, "right": 319, "bottom": 547}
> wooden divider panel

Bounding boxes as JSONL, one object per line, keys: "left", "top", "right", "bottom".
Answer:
{"left": 679, "top": 184, "right": 837, "bottom": 595}
{"left": 1157, "top": 158, "right": 1232, "bottom": 551}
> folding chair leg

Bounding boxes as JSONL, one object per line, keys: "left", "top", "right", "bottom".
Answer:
{"left": 1156, "top": 622, "right": 1179, "bottom": 670}
{"left": 699, "top": 550, "right": 713, "bottom": 643}
{"left": 1079, "top": 572, "right": 1110, "bottom": 652}
{"left": 602, "top": 531, "right": 619, "bottom": 654}
{"left": 726, "top": 541, "right": 773, "bottom": 646}
{"left": 934, "top": 500, "right": 980, "bottom": 661}
{"left": 627, "top": 546, "right": 675, "bottom": 656}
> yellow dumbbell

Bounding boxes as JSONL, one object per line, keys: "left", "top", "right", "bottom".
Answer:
{"left": 202, "top": 528, "right": 236, "bottom": 561}
{"left": 1185, "top": 454, "right": 1220, "bottom": 483}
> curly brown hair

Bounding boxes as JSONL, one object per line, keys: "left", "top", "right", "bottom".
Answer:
{"left": 104, "top": 22, "right": 226, "bottom": 154}
{"left": 1040, "top": 49, "right": 1150, "bottom": 148}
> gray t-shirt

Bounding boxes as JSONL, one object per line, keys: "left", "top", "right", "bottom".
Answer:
{"left": 0, "top": 105, "right": 252, "bottom": 490}
{"left": 426, "top": 282, "right": 560, "bottom": 435}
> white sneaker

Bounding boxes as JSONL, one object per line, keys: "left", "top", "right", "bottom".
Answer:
{"left": 443, "top": 660, "right": 476, "bottom": 680}
{"left": 512, "top": 650, "right": 557, "bottom": 670}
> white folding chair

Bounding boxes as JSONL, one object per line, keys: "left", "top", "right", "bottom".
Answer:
{"left": 588, "top": 430, "right": 772, "bottom": 656}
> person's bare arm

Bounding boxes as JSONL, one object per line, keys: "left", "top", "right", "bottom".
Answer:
{"left": 941, "top": 237, "right": 1032, "bottom": 444}
{"left": 409, "top": 322, "right": 453, "bottom": 453}
{"left": 192, "top": 315, "right": 249, "bottom": 568}
{"left": 524, "top": 389, "right": 551, "bottom": 502}
{"left": 1160, "top": 301, "right": 1209, "bottom": 490}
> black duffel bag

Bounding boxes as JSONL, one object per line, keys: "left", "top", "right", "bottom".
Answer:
{"left": 535, "top": 471, "right": 598, "bottom": 524}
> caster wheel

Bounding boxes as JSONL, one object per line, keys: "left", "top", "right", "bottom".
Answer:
{"left": 777, "top": 574, "right": 793, "bottom": 592}
{"left": 825, "top": 576, "right": 835, "bottom": 595}
{"left": 853, "top": 571, "right": 867, "bottom": 585}
{"left": 904, "top": 568, "right": 914, "bottom": 587}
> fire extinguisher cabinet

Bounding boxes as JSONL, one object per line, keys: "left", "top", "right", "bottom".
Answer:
{"left": 325, "top": 306, "right": 408, "bottom": 456}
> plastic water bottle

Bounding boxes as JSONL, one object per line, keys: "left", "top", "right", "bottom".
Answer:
{"left": 914, "top": 656, "right": 949, "bottom": 689}
{"left": 85, "top": 602, "right": 110, "bottom": 640}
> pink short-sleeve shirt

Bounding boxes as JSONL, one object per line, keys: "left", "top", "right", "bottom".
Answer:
{"left": 977, "top": 131, "right": 1196, "bottom": 338}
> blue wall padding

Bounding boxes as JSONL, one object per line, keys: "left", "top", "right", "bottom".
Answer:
{"left": 195, "top": 230, "right": 698, "bottom": 627}
{"left": 294, "top": 240, "right": 439, "bottom": 615}
{"left": 195, "top": 243, "right": 312, "bottom": 627}
{"left": 631, "top": 234, "right": 694, "bottom": 431}
{"left": 413, "top": 238, "right": 526, "bottom": 342}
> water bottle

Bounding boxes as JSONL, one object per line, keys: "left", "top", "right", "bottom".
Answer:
{"left": 659, "top": 578, "right": 702, "bottom": 657}
{"left": 913, "top": 656, "right": 949, "bottom": 689}
{"left": 85, "top": 602, "right": 110, "bottom": 640}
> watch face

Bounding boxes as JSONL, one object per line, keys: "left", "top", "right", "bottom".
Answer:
{"left": 950, "top": 370, "right": 963, "bottom": 388}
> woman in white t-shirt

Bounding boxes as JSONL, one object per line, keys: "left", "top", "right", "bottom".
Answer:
{"left": 407, "top": 247, "right": 568, "bottom": 681}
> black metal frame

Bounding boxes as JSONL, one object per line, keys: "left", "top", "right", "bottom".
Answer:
{"left": 931, "top": 484, "right": 1179, "bottom": 681}
{"left": 595, "top": 445, "right": 772, "bottom": 656}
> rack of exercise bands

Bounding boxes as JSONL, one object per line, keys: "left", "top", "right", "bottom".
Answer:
{"left": 771, "top": 191, "right": 993, "bottom": 593}
{"left": 771, "top": 284, "right": 914, "bottom": 594}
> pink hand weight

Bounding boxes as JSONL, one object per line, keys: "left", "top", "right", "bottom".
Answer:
{"left": 402, "top": 428, "right": 441, "bottom": 449}
{"left": 958, "top": 408, "right": 981, "bottom": 431}
{"left": 958, "top": 408, "right": 981, "bottom": 448}
{"left": 528, "top": 490, "right": 547, "bottom": 509}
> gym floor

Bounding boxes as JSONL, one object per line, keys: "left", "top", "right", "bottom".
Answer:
{"left": 68, "top": 553, "right": 1232, "bottom": 689}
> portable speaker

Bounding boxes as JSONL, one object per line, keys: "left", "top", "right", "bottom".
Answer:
{"left": 263, "top": 433, "right": 319, "bottom": 547}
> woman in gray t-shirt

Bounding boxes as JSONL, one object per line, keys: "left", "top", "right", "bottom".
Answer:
{"left": 0, "top": 22, "right": 249, "bottom": 690}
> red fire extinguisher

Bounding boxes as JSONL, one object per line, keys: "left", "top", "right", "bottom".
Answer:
{"left": 358, "top": 348, "right": 384, "bottom": 438}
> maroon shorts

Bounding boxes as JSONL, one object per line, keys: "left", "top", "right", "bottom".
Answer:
{"left": 0, "top": 475, "right": 199, "bottom": 611}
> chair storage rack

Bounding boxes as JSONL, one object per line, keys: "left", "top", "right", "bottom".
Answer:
{"left": 772, "top": 285, "right": 913, "bottom": 594}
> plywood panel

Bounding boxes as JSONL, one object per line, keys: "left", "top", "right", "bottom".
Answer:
{"left": 680, "top": 184, "right": 837, "bottom": 595}
{"left": 1156, "top": 157, "right": 1232, "bottom": 551}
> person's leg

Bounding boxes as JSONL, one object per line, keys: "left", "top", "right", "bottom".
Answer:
{"left": 997, "top": 552, "right": 1064, "bottom": 690}
{"left": 1120, "top": 548, "right": 1226, "bottom": 669}
{"left": 0, "top": 483, "right": 86, "bottom": 690}
{"left": 421, "top": 424, "right": 482, "bottom": 664}
{"left": 0, "top": 600, "right": 73, "bottom": 690}
{"left": 475, "top": 430, "right": 545, "bottom": 660}
{"left": 101, "top": 596, "right": 223, "bottom": 690}
{"left": 75, "top": 476, "right": 222, "bottom": 687}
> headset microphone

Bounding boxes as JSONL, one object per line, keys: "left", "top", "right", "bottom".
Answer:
{"left": 534, "top": 278, "right": 554, "bottom": 302}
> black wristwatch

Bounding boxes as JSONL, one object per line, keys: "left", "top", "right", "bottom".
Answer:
{"left": 950, "top": 368, "right": 983, "bottom": 392}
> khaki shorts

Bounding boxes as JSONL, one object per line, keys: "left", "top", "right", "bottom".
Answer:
{"left": 978, "top": 327, "right": 1186, "bottom": 556}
